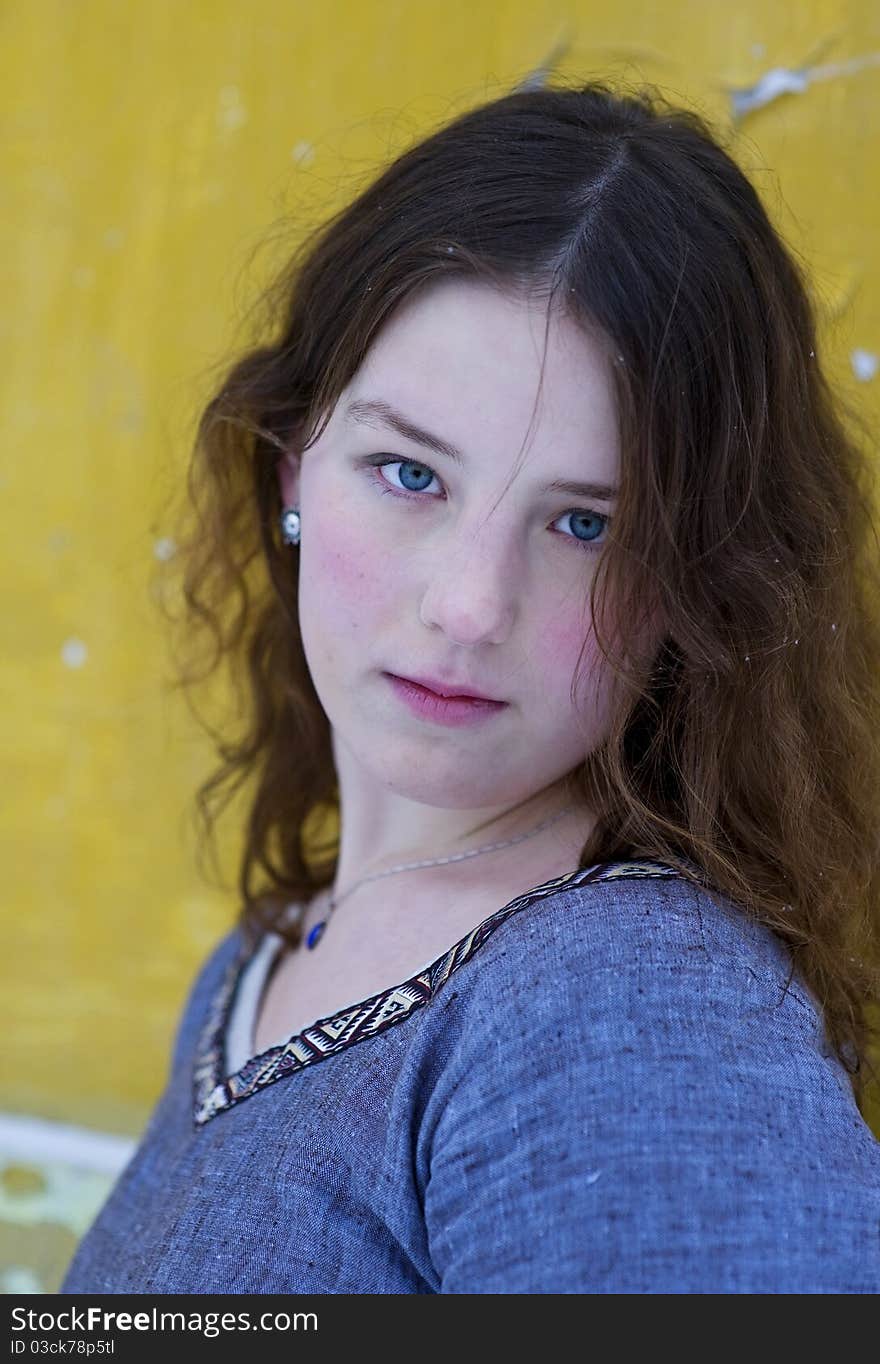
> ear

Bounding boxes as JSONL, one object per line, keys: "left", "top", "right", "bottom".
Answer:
{"left": 277, "top": 449, "right": 301, "bottom": 508}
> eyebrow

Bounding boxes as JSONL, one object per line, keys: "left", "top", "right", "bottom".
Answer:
{"left": 344, "top": 397, "right": 619, "bottom": 503}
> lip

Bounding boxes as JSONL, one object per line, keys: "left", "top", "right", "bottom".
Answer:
{"left": 391, "top": 672, "right": 503, "bottom": 702}
{"left": 384, "top": 673, "right": 508, "bottom": 728}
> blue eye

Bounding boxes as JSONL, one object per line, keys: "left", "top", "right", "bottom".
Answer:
{"left": 365, "top": 456, "right": 610, "bottom": 553}
{"left": 372, "top": 459, "right": 440, "bottom": 496}
{"left": 555, "top": 509, "right": 609, "bottom": 548}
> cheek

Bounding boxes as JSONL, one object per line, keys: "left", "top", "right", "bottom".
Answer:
{"left": 535, "top": 603, "right": 615, "bottom": 719}
{"left": 536, "top": 579, "right": 599, "bottom": 669}
{"left": 539, "top": 617, "right": 586, "bottom": 670}
{"left": 301, "top": 507, "right": 394, "bottom": 631}
{"left": 535, "top": 610, "right": 598, "bottom": 692}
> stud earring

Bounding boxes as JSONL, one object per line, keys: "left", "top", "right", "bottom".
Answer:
{"left": 280, "top": 506, "right": 301, "bottom": 546}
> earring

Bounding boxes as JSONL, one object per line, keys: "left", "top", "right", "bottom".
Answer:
{"left": 280, "top": 506, "right": 301, "bottom": 546}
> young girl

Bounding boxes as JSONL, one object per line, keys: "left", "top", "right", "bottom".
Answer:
{"left": 61, "top": 78, "right": 880, "bottom": 1294}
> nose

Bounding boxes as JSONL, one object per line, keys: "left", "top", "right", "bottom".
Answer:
{"left": 418, "top": 520, "right": 520, "bottom": 646}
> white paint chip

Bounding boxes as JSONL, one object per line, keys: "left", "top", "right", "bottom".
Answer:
{"left": 1, "top": 1266, "right": 43, "bottom": 1294}
{"left": 730, "top": 49, "right": 880, "bottom": 118}
{"left": 851, "top": 348, "right": 878, "bottom": 382}
{"left": 217, "top": 85, "right": 247, "bottom": 132}
{"left": 153, "top": 536, "right": 177, "bottom": 561}
{"left": 61, "top": 638, "right": 88, "bottom": 668}
{"left": 219, "top": 106, "right": 247, "bottom": 132}
{"left": 291, "top": 141, "right": 315, "bottom": 165}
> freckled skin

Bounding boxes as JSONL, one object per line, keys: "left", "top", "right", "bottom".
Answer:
{"left": 277, "top": 276, "right": 636, "bottom": 863}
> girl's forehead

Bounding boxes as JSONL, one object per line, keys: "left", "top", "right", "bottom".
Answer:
{"left": 349, "top": 281, "right": 618, "bottom": 425}
{"left": 366, "top": 274, "right": 586, "bottom": 352}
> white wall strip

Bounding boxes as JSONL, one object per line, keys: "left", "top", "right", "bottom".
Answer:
{"left": 0, "top": 1112, "right": 135, "bottom": 1174}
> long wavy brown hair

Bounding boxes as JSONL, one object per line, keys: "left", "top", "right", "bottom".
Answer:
{"left": 154, "top": 76, "right": 880, "bottom": 1120}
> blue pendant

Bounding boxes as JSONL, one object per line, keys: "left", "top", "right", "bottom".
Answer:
{"left": 306, "top": 920, "right": 326, "bottom": 950}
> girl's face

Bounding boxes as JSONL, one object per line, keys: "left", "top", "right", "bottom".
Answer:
{"left": 278, "top": 277, "right": 632, "bottom": 814}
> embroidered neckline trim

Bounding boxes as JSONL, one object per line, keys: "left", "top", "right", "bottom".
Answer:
{"left": 192, "top": 857, "right": 686, "bottom": 1126}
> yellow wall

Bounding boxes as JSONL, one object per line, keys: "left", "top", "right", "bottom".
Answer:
{"left": 3, "top": 0, "right": 879, "bottom": 1292}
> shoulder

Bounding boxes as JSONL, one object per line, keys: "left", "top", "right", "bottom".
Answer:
{"left": 448, "top": 858, "right": 820, "bottom": 1043}
{"left": 426, "top": 856, "right": 876, "bottom": 1194}
{"left": 421, "top": 860, "right": 880, "bottom": 1292}
{"left": 429, "top": 855, "right": 872, "bottom": 1160}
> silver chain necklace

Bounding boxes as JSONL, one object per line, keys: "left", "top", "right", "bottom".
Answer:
{"left": 305, "top": 804, "right": 575, "bottom": 950}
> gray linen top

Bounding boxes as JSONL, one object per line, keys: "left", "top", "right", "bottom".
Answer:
{"left": 60, "top": 858, "right": 880, "bottom": 1294}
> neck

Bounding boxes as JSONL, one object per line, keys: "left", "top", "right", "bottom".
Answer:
{"left": 327, "top": 758, "right": 585, "bottom": 906}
